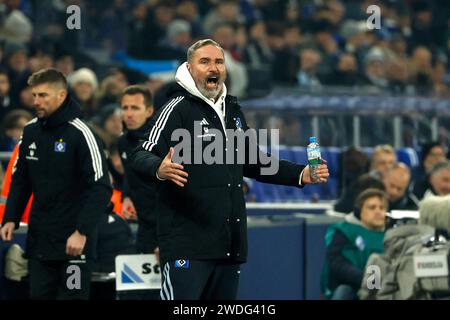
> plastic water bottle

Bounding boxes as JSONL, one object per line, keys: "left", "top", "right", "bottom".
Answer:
{"left": 307, "top": 136, "right": 321, "bottom": 183}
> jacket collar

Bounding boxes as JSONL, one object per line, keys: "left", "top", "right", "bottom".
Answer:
{"left": 125, "top": 117, "right": 153, "bottom": 140}
{"left": 39, "top": 94, "right": 82, "bottom": 128}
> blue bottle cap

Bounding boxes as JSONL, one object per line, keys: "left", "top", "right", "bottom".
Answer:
{"left": 309, "top": 136, "right": 317, "bottom": 143}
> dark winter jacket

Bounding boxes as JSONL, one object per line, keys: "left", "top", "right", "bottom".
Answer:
{"left": 2, "top": 95, "right": 112, "bottom": 260}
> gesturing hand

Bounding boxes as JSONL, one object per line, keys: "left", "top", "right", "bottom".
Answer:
{"left": 301, "top": 159, "right": 330, "bottom": 185}
{"left": 157, "top": 147, "right": 189, "bottom": 187}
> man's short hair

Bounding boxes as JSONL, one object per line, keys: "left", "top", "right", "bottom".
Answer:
{"left": 27, "top": 68, "right": 68, "bottom": 90}
{"left": 429, "top": 160, "right": 450, "bottom": 177}
{"left": 373, "top": 144, "right": 396, "bottom": 157}
{"left": 121, "top": 85, "right": 153, "bottom": 108}
{"left": 355, "top": 188, "right": 388, "bottom": 212}
{"left": 187, "top": 39, "right": 224, "bottom": 63}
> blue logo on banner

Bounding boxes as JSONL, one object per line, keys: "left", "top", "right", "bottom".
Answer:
{"left": 54, "top": 141, "right": 66, "bottom": 152}
{"left": 121, "top": 263, "right": 144, "bottom": 283}
{"left": 175, "top": 259, "right": 189, "bottom": 268}
{"left": 235, "top": 117, "right": 242, "bottom": 129}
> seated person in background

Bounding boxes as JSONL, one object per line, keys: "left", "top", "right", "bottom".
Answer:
{"left": 0, "top": 109, "right": 33, "bottom": 169}
{"left": 369, "top": 144, "right": 397, "bottom": 179}
{"left": 412, "top": 142, "right": 447, "bottom": 199}
{"left": 334, "top": 173, "right": 385, "bottom": 213}
{"left": 322, "top": 189, "right": 387, "bottom": 300}
{"left": 422, "top": 160, "right": 450, "bottom": 199}
{"left": 382, "top": 163, "right": 419, "bottom": 211}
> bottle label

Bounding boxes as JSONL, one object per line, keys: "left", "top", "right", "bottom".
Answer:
{"left": 308, "top": 158, "right": 321, "bottom": 166}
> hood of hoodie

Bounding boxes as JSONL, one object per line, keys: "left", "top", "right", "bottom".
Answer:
{"left": 175, "top": 62, "right": 228, "bottom": 132}
{"left": 39, "top": 94, "right": 82, "bottom": 128}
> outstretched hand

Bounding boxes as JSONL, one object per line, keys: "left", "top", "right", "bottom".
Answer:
{"left": 157, "top": 147, "right": 189, "bottom": 187}
{"left": 301, "top": 159, "right": 329, "bottom": 185}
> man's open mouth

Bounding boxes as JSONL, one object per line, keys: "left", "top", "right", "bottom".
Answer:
{"left": 206, "top": 76, "right": 219, "bottom": 85}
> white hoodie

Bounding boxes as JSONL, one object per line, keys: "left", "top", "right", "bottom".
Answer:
{"left": 175, "top": 62, "right": 227, "bottom": 133}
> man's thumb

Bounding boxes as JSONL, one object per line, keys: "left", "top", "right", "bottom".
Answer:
{"left": 166, "top": 147, "right": 174, "bottom": 161}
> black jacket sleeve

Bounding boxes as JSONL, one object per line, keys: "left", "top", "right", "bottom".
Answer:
{"left": 240, "top": 112, "right": 305, "bottom": 186}
{"left": 326, "top": 230, "right": 364, "bottom": 290}
{"left": 75, "top": 129, "right": 112, "bottom": 236}
{"left": 132, "top": 97, "right": 184, "bottom": 178}
{"left": 3, "top": 140, "right": 32, "bottom": 228}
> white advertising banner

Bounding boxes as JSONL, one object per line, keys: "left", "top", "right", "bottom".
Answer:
{"left": 115, "top": 254, "right": 161, "bottom": 291}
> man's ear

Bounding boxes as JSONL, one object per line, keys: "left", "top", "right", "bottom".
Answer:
{"left": 59, "top": 89, "right": 68, "bottom": 101}
{"left": 187, "top": 63, "right": 191, "bottom": 72}
{"left": 147, "top": 106, "right": 155, "bottom": 118}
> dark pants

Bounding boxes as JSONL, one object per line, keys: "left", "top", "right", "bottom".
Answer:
{"left": 136, "top": 222, "right": 157, "bottom": 254}
{"left": 29, "top": 258, "right": 93, "bottom": 300}
{"left": 160, "top": 260, "right": 240, "bottom": 300}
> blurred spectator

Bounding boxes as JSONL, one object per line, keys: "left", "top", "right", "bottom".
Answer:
{"left": 212, "top": 23, "right": 248, "bottom": 98}
{"left": 96, "top": 0, "right": 128, "bottom": 53}
{"left": 339, "top": 20, "right": 372, "bottom": 63}
{"left": 297, "top": 47, "right": 322, "bottom": 88}
{"left": 0, "top": 109, "right": 32, "bottom": 168}
{"left": 362, "top": 47, "right": 389, "bottom": 89}
{"left": 322, "top": 188, "right": 387, "bottom": 300}
{"left": 90, "top": 102, "right": 125, "bottom": 190}
{"left": 145, "top": 2, "right": 176, "bottom": 56}
{"left": 69, "top": 68, "right": 99, "bottom": 120}
{"left": 159, "top": 19, "right": 192, "bottom": 61}
{"left": 176, "top": 0, "right": 204, "bottom": 38}
{"left": 311, "top": 19, "right": 340, "bottom": 80}
{"left": 126, "top": 1, "right": 152, "bottom": 59}
{"left": 327, "top": 52, "right": 363, "bottom": 86}
{"left": 423, "top": 160, "right": 450, "bottom": 199}
{"left": 339, "top": 146, "right": 370, "bottom": 193}
{"left": 242, "top": 20, "right": 273, "bottom": 69}
{"left": 0, "top": 3, "right": 33, "bottom": 43}
{"left": 17, "top": 84, "right": 34, "bottom": 112}
{"left": 412, "top": 142, "right": 447, "bottom": 199}
{"left": 97, "top": 69, "right": 129, "bottom": 107}
{"left": 369, "top": 144, "right": 397, "bottom": 179}
{"left": 55, "top": 52, "right": 75, "bottom": 78}
{"left": 203, "top": 0, "right": 245, "bottom": 35}
{"left": 334, "top": 173, "right": 385, "bottom": 214}
{"left": 266, "top": 21, "right": 289, "bottom": 83}
{"left": 431, "top": 51, "right": 449, "bottom": 96}
{"left": 28, "top": 47, "right": 55, "bottom": 73}
{"left": 0, "top": 66, "right": 13, "bottom": 120}
{"left": 382, "top": 163, "right": 419, "bottom": 211}
{"left": 92, "top": 103, "right": 123, "bottom": 151}
{"left": 3, "top": 41, "right": 31, "bottom": 102}
{"left": 409, "top": 1, "right": 447, "bottom": 52}
{"left": 409, "top": 46, "right": 434, "bottom": 95}
{"left": 0, "top": 108, "right": 32, "bottom": 150}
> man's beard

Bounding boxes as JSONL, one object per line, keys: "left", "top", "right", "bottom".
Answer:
{"left": 198, "top": 84, "right": 222, "bottom": 100}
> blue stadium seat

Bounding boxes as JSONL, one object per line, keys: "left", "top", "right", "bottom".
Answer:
{"left": 396, "top": 148, "right": 419, "bottom": 168}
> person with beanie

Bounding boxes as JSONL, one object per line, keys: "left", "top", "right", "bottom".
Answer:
{"left": 69, "top": 68, "right": 99, "bottom": 120}
{"left": 321, "top": 188, "right": 388, "bottom": 300}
